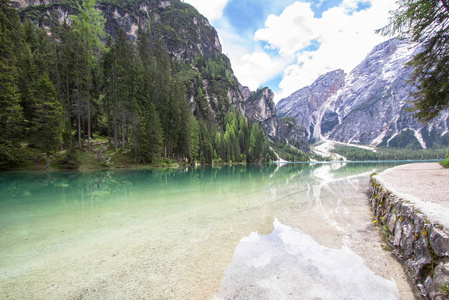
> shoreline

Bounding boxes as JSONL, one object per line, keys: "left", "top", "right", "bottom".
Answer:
{"left": 369, "top": 163, "right": 449, "bottom": 299}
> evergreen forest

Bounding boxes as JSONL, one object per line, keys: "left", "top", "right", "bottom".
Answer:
{"left": 0, "top": 0, "right": 276, "bottom": 170}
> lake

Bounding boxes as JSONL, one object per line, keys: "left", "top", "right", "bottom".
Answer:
{"left": 0, "top": 162, "right": 416, "bottom": 299}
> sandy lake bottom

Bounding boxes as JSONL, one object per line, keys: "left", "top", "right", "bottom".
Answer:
{"left": 0, "top": 162, "right": 416, "bottom": 299}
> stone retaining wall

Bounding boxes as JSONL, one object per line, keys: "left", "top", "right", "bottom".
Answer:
{"left": 368, "top": 177, "right": 449, "bottom": 300}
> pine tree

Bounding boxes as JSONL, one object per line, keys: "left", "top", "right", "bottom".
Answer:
{"left": 164, "top": 80, "right": 182, "bottom": 157}
{"left": 132, "top": 42, "right": 163, "bottom": 163}
{"left": 71, "top": 0, "right": 106, "bottom": 151}
{"left": 30, "top": 73, "right": 64, "bottom": 169}
{"left": 238, "top": 115, "right": 250, "bottom": 161}
{"left": 17, "top": 20, "right": 37, "bottom": 123}
{"left": 134, "top": 102, "right": 163, "bottom": 163}
{"left": 190, "top": 115, "right": 200, "bottom": 162}
{"left": 177, "top": 91, "right": 193, "bottom": 160}
{"left": 114, "top": 28, "right": 136, "bottom": 151}
{"left": 0, "top": 0, "right": 24, "bottom": 169}
{"left": 214, "top": 131, "right": 222, "bottom": 159}
{"left": 249, "top": 122, "right": 263, "bottom": 162}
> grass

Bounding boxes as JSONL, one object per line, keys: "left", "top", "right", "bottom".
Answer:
{"left": 441, "top": 283, "right": 449, "bottom": 295}
{"left": 440, "top": 158, "right": 449, "bottom": 168}
{"left": 4, "top": 135, "right": 189, "bottom": 171}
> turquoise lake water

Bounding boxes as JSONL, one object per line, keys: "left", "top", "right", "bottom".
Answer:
{"left": 0, "top": 162, "right": 417, "bottom": 299}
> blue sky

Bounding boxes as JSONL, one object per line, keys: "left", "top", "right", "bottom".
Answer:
{"left": 184, "top": 0, "right": 396, "bottom": 102}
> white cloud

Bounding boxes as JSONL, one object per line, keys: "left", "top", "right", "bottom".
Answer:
{"left": 253, "top": 0, "right": 398, "bottom": 101}
{"left": 255, "top": 2, "right": 316, "bottom": 57}
{"left": 183, "top": 0, "right": 398, "bottom": 103}
{"left": 213, "top": 17, "right": 293, "bottom": 91}
{"left": 183, "top": 0, "right": 229, "bottom": 22}
{"left": 232, "top": 51, "right": 291, "bottom": 90}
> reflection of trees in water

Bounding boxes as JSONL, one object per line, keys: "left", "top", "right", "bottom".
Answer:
{"left": 0, "top": 163, "right": 404, "bottom": 212}
{"left": 0, "top": 171, "right": 133, "bottom": 209}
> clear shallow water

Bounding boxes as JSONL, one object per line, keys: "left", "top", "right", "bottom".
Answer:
{"left": 0, "top": 162, "right": 415, "bottom": 299}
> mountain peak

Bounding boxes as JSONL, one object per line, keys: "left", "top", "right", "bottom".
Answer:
{"left": 277, "top": 38, "right": 449, "bottom": 149}
{"left": 277, "top": 69, "right": 346, "bottom": 142}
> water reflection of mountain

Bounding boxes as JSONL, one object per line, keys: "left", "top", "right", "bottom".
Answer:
{"left": 0, "top": 162, "right": 406, "bottom": 205}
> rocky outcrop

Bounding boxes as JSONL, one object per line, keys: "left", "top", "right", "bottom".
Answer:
{"left": 277, "top": 39, "right": 449, "bottom": 149}
{"left": 14, "top": 0, "right": 222, "bottom": 62}
{"left": 368, "top": 178, "right": 449, "bottom": 299}
{"left": 244, "top": 88, "right": 309, "bottom": 153}
{"left": 277, "top": 69, "right": 345, "bottom": 142}
{"left": 244, "top": 88, "right": 276, "bottom": 124}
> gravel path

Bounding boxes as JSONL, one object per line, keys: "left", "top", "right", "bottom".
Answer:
{"left": 375, "top": 162, "right": 449, "bottom": 229}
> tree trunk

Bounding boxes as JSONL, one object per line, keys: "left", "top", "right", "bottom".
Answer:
{"left": 87, "top": 97, "right": 91, "bottom": 150}
{"left": 113, "top": 114, "right": 117, "bottom": 151}
{"left": 66, "top": 77, "right": 72, "bottom": 148}
{"left": 107, "top": 95, "right": 111, "bottom": 144}
{"left": 45, "top": 153, "right": 50, "bottom": 169}
{"left": 82, "top": 115, "right": 85, "bottom": 144}
{"left": 122, "top": 121, "right": 125, "bottom": 151}
{"left": 77, "top": 105, "right": 82, "bottom": 150}
{"left": 85, "top": 37, "right": 91, "bottom": 152}
{"left": 125, "top": 123, "right": 129, "bottom": 144}
{"left": 87, "top": 96, "right": 91, "bottom": 150}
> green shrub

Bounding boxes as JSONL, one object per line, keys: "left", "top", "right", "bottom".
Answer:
{"left": 441, "top": 147, "right": 449, "bottom": 168}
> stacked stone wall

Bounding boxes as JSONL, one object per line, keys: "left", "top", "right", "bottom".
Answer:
{"left": 368, "top": 177, "right": 449, "bottom": 300}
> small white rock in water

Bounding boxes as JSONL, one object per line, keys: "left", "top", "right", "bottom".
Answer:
{"left": 215, "top": 219, "right": 399, "bottom": 300}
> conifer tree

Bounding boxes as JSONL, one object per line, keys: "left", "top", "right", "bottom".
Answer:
{"left": 17, "top": 20, "right": 37, "bottom": 123}
{"left": 30, "top": 73, "right": 63, "bottom": 169}
{"left": 102, "top": 35, "right": 116, "bottom": 146}
{"left": 190, "top": 115, "right": 200, "bottom": 161}
{"left": 71, "top": 0, "right": 106, "bottom": 151}
{"left": 0, "top": 0, "right": 24, "bottom": 169}
{"left": 164, "top": 80, "right": 182, "bottom": 157}
{"left": 132, "top": 41, "right": 163, "bottom": 163}
{"left": 177, "top": 91, "right": 193, "bottom": 160}
{"left": 114, "top": 28, "right": 136, "bottom": 151}
{"left": 249, "top": 122, "right": 263, "bottom": 162}
{"left": 134, "top": 102, "right": 163, "bottom": 163}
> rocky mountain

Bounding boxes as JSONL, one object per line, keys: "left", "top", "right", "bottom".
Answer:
{"left": 14, "top": 0, "right": 222, "bottom": 61}
{"left": 277, "top": 69, "right": 345, "bottom": 143}
{"left": 245, "top": 88, "right": 309, "bottom": 153}
{"left": 277, "top": 38, "right": 449, "bottom": 149}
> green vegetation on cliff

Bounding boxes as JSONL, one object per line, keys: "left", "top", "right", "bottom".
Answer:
{"left": 0, "top": 0, "right": 274, "bottom": 170}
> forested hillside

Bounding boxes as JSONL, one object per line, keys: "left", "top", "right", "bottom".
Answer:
{"left": 0, "top": 0, "right": 281, "bottom": 170}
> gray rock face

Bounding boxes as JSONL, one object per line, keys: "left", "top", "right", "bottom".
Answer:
{"left": 245, "top": 88, "right": 277, "bottom": 123}
{"left": 244, "top": 88, "right": 309, "bottom": 153}
{"left": 277, "top": 70, "right": 345, "bottom": 142}
{"left": 13, "top": 0, "right": 222, "bottom": 62}
{"left": 277, "top": 39, "right": 449, "bottom": 149}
